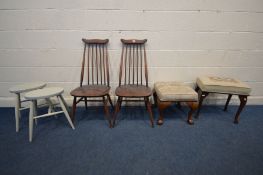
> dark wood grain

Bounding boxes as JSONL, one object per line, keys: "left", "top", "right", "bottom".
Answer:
{"left": 195, "top": 85, "right": 249, "bottom": 123}
{"left": 121, "top": 39, "right": 147, "bottom": 44}
{"left": 70, "top": 38, "right": 112, "bottom": 127}
{"left": 82, "top": 38, "right": 109, "bottom": 44}
{"left": 234, "top": 95, "right": 247, "bottom": 124}
{"left": 113, "top": 39, "right": 153, "bottom": 128}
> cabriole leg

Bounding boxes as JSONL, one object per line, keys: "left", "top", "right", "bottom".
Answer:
{"left": 195, "top": 91, "right": 209, "bottom": 118}
{"left": 234, "top": 95, "right": 248, "bottom": 124}
{"left": 224, "top": 94, "right": 232, "bottom": 111}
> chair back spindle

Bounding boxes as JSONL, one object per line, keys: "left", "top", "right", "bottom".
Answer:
{"left": 118, "top": 39, "right": 148, "bottom": 87}
{"left": 80, "top": 39, "right": 110, "bottom": 87}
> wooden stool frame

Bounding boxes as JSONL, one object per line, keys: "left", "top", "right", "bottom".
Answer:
{"left": 153, "top": 92, "right": 198, "bottom": 125}
{"left": 195, "top": 86, "right": 248, "bottom": 123}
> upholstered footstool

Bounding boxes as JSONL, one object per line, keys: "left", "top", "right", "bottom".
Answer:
{"left": 153, "top": 82, "right": 198, "bottom": 125}
{"left": 195, "top": 76, "right": 251, "bottom": 123}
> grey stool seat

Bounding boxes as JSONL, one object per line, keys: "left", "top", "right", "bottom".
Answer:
{"left": 24, "top": 87, "right": 64, "bottom": 100}
{"left": 9, "top": 82, "right": 46, "bottom": 93}
{"left": 24, "top": 87, "right": 75, "bottom": 142}
{"left": 9, "top": 82, "right": 46, "bottom": 132}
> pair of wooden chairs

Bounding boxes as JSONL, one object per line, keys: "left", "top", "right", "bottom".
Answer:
{"left": 70, "top": 39, "right": 154, "bottom": 128}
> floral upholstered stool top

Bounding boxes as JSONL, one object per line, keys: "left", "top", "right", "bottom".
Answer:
{"left": 153, "top": 82, "right": 198, "bottom": 125}
{"left": 195, "top": 76, "right": 251, "bottom": 123}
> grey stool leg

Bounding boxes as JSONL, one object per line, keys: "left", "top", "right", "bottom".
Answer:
{"left": 59, "top": 95, "right": 70, "bottom": 114}
{"left": 15, "top": 93, "right": 21, "bottom": 132}
{"left": 33, "top": 100, "right": 38, "bottom": 125}
{"left": 29, "top": 100, "right": 36, "bottom": 142}
{"left": 46, "top": 98, "right": 55, "bottom": 113}
{"left": 57, "top": 95, "right": 75, "bottom": 130}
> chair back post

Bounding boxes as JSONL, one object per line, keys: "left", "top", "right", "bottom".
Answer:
{"left": 80, "top": 44, "right": 86, "bottom": 87}
{"left": 118, "top": 45, "right": 124, "bottom": 86}
{"left": 143, "top": 44, "right": 149, "bottom": 87}
{"left": 105, "top": 45, "right": 110, "bottom": 87}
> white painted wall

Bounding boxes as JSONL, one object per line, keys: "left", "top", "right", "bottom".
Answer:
{"left": 1, "top": 0, "right": 263, "bottom": 106}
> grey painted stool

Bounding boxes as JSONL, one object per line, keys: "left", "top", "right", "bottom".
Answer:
{"left": 24, "top": 87, "right": 75, "bottom": 142}
{"left": 9, "top": 82, "right": 46, "bottom": 132}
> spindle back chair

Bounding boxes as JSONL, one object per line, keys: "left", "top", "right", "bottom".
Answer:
{"left": 112, "top": 39, "right": 154, "bottom": 128}
{"left": 118, "top": 39, "right": 149, "bottom": 87}
{"left": 80, "top": 39, "right": 110, "bottom": 87}
{"left": 70, "top": 39, "right": 113, "bottom": 127}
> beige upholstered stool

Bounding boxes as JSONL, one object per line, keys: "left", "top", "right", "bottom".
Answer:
{"left": 24, "top": 87, "right": 75, "bottom": 142}
{"left": 153, "top": 82, "right": 198, "bottom": 125}
{"left": 195, "top": 76, "right": 251, "bottom": 123}
{"left": 9, "top": 82, "right": 46, "bottom": 132}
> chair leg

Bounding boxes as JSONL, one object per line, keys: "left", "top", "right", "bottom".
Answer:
{"left": 29, "top": 101, "right": 34, "bottom": 142}
{"left": 186, "top": 102, "right": 198, "bottom": 125}
{"left": 195, "top": 91, "right": 209, "bottom": 118}
{"left": 112, "top": 97, "right": 122, "bottom": 128}
{"left": 107, "top": 94, "right": 114, "bottom": 109}
{"left": 103, "top": 96, "right": 112, "bottom": 128}
{"left": 153, "top": 92, "right": 157, "bottom": 108}
{"left": 145, "top": 97, "right": 154, "bottom": 128}
{"left": 71, "top": 97, "right": 77, "bottom": 121}
{"left": 58, "top": 95, "right": 75, "bottom": 129}
{"left": 85, "top": 97, "right": 88, "bottom": 110}
{"left": 234, "top": 95, "right": 248, "bottom": 124}
{"left": 118, "top": 97, "right": 123, "bottom": 112}
{"left": 15, "top": 93, "right": 21, "bottom": 132}
{"left": 224, "top": 94, "right": 232, "bottom": 111}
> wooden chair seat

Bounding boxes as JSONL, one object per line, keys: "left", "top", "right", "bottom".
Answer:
{"left": 70, "top": 85, "right": 110, "bottom": 97}
{"left": 115, "top": 85, "right": 152, "bottom": 97}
